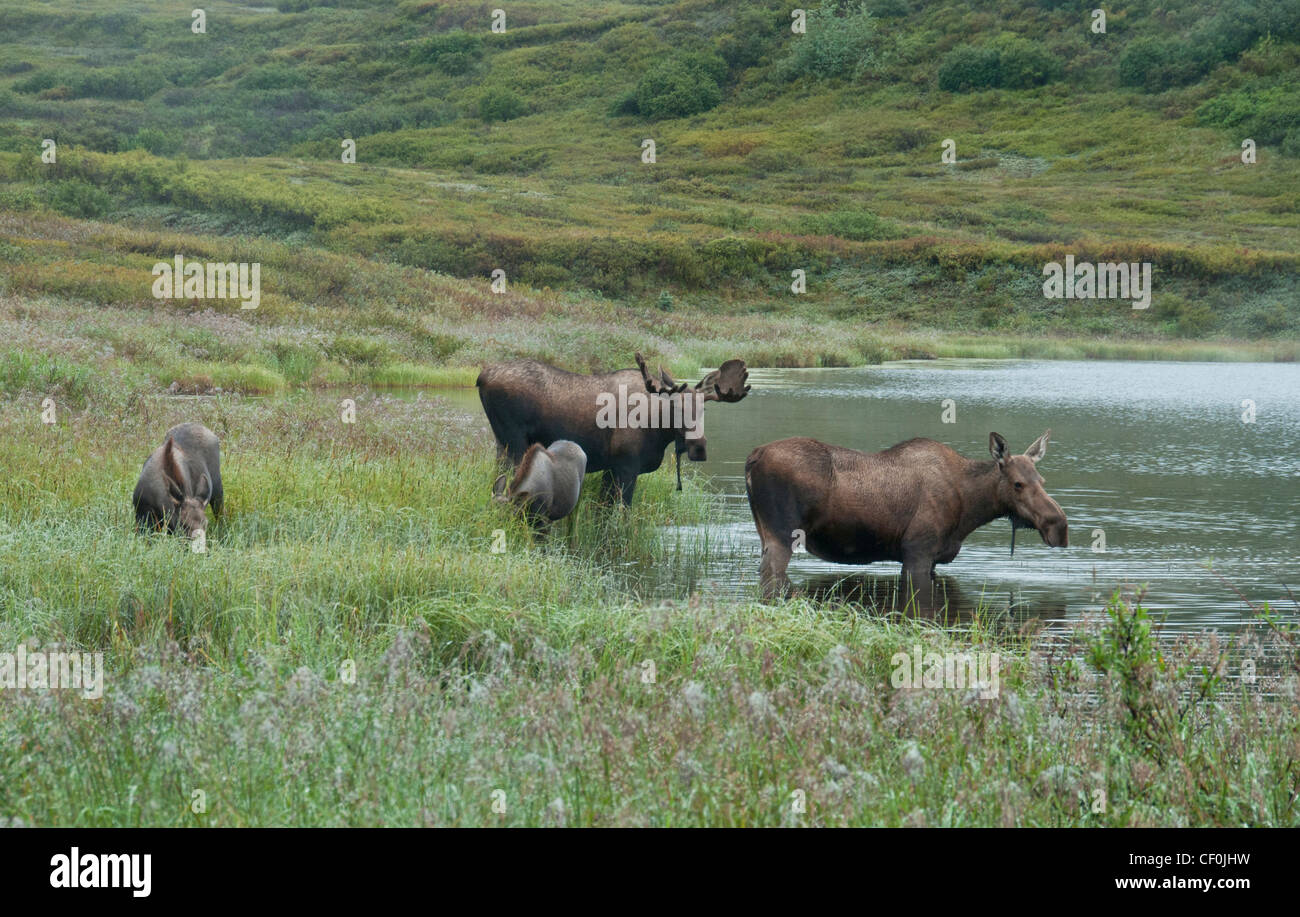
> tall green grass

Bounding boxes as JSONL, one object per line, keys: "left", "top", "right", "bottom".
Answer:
{"left": 0, "top": 382, "right": 1296, "bottom": 826}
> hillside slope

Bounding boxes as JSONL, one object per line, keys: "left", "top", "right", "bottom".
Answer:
{"left": 1, "top": 0, "right": 1298, "bottom": 361}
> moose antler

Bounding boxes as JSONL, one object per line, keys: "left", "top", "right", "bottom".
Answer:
{"left": 696, "top": 358, "right": 751, "bottom": 403}
{"left": 635, "top": 352, "right": 687, "bottom": 396}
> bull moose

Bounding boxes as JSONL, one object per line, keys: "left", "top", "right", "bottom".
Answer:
{"left": 477, "top": 353, "right": 750, "bottom": 504}
{"left": 133, "top": 422, "right": 223, "bottom": 539}
{"left": 745, "top": 431, "right": 1068, "bottom": 606}
{"left": 492, "top": 439, "right": 588, "bottom": 527}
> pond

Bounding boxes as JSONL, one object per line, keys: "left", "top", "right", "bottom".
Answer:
{"left": 443, "top": 358, "right": 1299, "bottom": 634}
{"left": 661, "top": 359, "right": 1299, "bottom": 633}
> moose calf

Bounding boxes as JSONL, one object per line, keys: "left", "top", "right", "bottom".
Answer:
{"left": 492, "top": 440, "right": 587, "bottom": 527}
{"left": 133, "top": 422, "right": 223, "bottom": 539}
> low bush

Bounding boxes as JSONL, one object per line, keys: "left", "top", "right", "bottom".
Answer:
{"left": 635, "top": 53, "right": 725, "bottom": 119}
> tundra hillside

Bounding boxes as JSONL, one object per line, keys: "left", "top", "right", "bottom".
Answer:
{"left": 0, "top": 0, "right": 1297, "bottom": 374}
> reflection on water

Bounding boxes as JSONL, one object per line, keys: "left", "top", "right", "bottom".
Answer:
{"left": 797, "top": 571, "right": 1069, "bottom": 626}
{"left": 655, "top": 359, "right": 1300, "bottom": 634}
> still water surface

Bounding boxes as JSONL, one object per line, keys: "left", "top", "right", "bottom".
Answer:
{"left": 447, "top": 359, "right": 1298, "bottom": 634}
{"left": 663, "top": 359, "right": 1298, "bottom": 633}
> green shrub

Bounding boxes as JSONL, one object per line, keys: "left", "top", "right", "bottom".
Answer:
{"left": 436, "top": 51, "right": 477, "bottom": 75}
{"left": 937, "top": 46, "right": 1001, "bottom": 91}
{"left": 779, "top": 3, "right": 880, "bottom": 80}
{"left": 1175, "top": 304, "right": 1216, "bottom": 337}
{"left": 478, "top": 88, "right": 527, "bottom": 123}
{"left": 1283, "top": 128, "right": 1300, "bottom": 158}
{"left": 1152, "top": 293, "right": 1216, "bottom": 337}
{"left": 1118, "top": 38, "right": 1205, "bottom": 92}
{"left": 0, "top": 350, "right": 97, "bottom": 407}
{"left": 474, "top": 147, "right": 549, "bottom": 173}
{"left": 1197, "top": 84, "right": 1300, "bottom": 148}
{"left": 13, "top": 69, "right": 67, "bottom": 94}
{"left": 609, "top": 89, "right": 640, "bottom": 116}
{"left": 125, "top": 128, "right": 183, "bottom": 157}
{"left": 426, "top": 333, "right": 464, "bottom": 361}
{"left": 1239, "top": 302, "right": 1292, "bottom": 335}
{"left": 799, "top": 209, "right": 901, "bottom": 241}
{"left": 411, "top": 31, "right": 484, "bottom": 74}
{"left": 268, "top": 340, "right": 323, "bottom": 384}
{"left": 1191, "top": 1, "right": 1300, "bottom": 65}
{"left": 994, "top": 36, "right": 1062, "bottom": 89}
{"left": 635, "top": 55, "right": 724, "bottom": 119}
{"left": 238, "top": 64, "right": 302, "bottom": 91}
{"left": 328, "top": 335, "right": 391, "bottom": 365}
{"left": 866, "top": 0, "right": 909, "bottom": 15}
{"left": 1086, "top": 593, "right": 1166, "bottom": 754}
{"left": 937, "top": 37, "right": 1061, "bottom": 92}
{"left": 699, "top": 236, "right": 762, "bottom": 277}
{"left": 72, "top": 65, "right": 168, "bottom": 100}
{"left": 717, "top": 10, "right": 774, "bottom": 73}
{"left": 50, "top": 179, "right": 112, "bottom": 218}
{"left": 1119, "top": 4, "right": 1300, "bottom": 94}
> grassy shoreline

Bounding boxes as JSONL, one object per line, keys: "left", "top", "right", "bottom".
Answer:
{"left": 1, "top": 384, "right": 1296, "bottom": 826}
{"left": 0, "top": 210, "right": 1294, "bottom": 414}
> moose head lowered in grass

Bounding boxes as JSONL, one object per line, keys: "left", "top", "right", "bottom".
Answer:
{"left": 132, "top": 422, "right": 223, "bottom": 540}
{"left": 492, "top": 439, "right": 587, "bottom": 527}
{"left": 745, "top": 430, "right": 1068, "bottom": 607}
{"left": 477, "top": 353, "right": 750, "bottom": 505}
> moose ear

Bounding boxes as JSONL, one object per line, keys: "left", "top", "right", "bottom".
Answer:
{"left": 492, "top": 473, "right": 508, "bottom": 497}
{"left": 161, "top": 437, "right": 186, "bottom": 499}
{"left": 197, "top": 473, "right": 212, "bottom": 504}
{"left": 989, "top": 432, "right": 1009, "bottom": 464}
{"left": 1024, "top": 430, "right": 1050, "bottom": 464}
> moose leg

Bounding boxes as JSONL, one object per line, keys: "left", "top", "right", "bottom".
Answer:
{"left": 759, "top": 512, "right": 795, "bottom": 598}
{"left": 747, "top": 464, "right": 801, "bottom": 601}
{"left": 597, "top": 470, "right": 636, "bottom": 506}
{"left": 615, "top": 471, "right": 637, "bottom": 507}
{"left": 597, "top": 471, "right": 619, "bottom": 504}
{"left": 210, "top": 477, "right": 224, "bottom": 518}
{"left": 496, "top": 432, "right": 530, "bottom": 468}
{"left": 755, "top": 523, "right": 794, "bottom": 601}
{"left": 899, "top": 550, "right": 937, "bottom": 612}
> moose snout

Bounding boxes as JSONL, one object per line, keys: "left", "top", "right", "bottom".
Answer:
{"left": 686, "top": 440, "right": 707, "bottom": 462}
{"left": 1042, "top": 515, "right": 1069, "bottom": 548}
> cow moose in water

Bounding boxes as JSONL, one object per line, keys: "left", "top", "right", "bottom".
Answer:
{"left": 492, "top": 439, "right": 587, "bottom": 528}
{"left": 745, "top": 431, "right": 1068, "bottom": 608}
{"left": 133, "top": 422, "right": 223, "bottom": 540}
{"left": 477, "top": 353, "right": 750, "bottom": 505}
